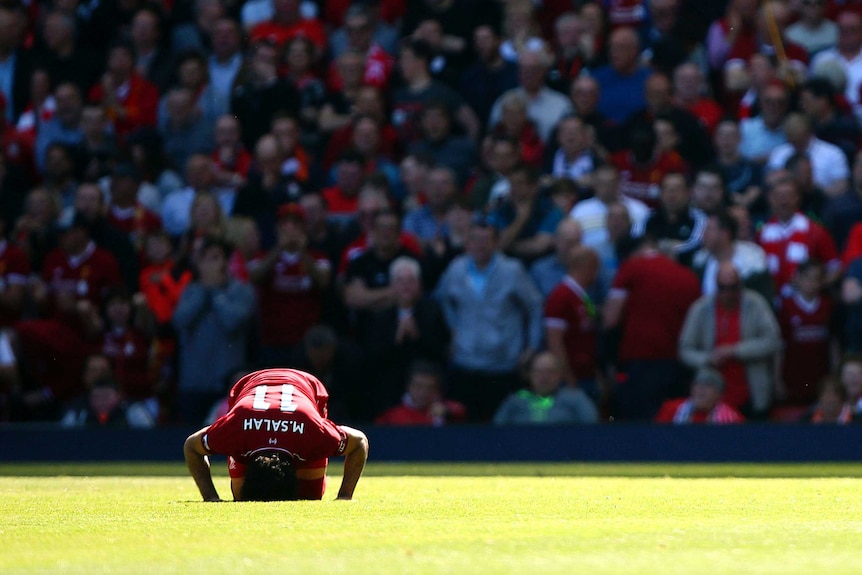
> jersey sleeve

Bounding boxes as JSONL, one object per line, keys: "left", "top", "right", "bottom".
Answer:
{"left": 543, "top": 286, "right": 569, "bottom": 329}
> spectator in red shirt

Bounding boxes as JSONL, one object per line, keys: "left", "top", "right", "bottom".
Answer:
{"left": 249, "top": 0, "right": 326, "bottom": 53}
{"left": 88, "top": 41, "right": 159, "bottom": 141}
{"left": 106, "top": 162, "right": 163, "bottom": 253}
{"left": 375, "top": 359, "right": 466, "bottom": 426}
{"left": 603, "top": 233, "right": 701, "bottom": 420}
{"left": 249, "top": 203, "right": 331, "bottom": 367}
{"left": 611, "top": 122, "right": 687, "bottom": 208}
{"left": 322, "top": 150, "right": 366, "bottom": 223}
{"left": 776, "top": 259, "right": 835, "bottom": 407}
{"left": 673, "top": 62, "right": 724, "bottom": 135}
{"left": 655, "top": 368, "right": 745, "bottom": 424}
{"left": 757, "top": 171, "right": 841, "bottom": 297}
{"left": 544, "top": 245, "right": 601, "bottom": 400}
{"left": 327, "top": 4, "right": 394, "bottom": 92}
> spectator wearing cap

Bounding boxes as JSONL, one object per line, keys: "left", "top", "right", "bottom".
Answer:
{"left": 248, "top": 203, "right": 331, "bottom": 367}
{"left": 679, "top": 261, "right": 781, "bottom": 420}
{"left": 106, "top": 162, "right": 163, "bottom": 252}
{"left": 35, "top": 83, "right": 83, "bottom": 172}
{"left": 654, "top": 368, "right": 745, "bottom": 423}
{"left": 435, "top": 217, "right": 543, "bottom": 421}
{"left": 87, "top": 42, "right": 160, "bottom": 141}
{"left": 173, "top": 236, "right": 256, "bottom": 424}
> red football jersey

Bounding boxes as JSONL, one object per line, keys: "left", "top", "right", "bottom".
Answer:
{"left": 757, "top": 214, "right": 839, "bottom": 296}
{"left": 41, "top": 242, "right": 122, "bottom": 312}
{"left": 251, "top": 250, "right": 330, "bottom": 346}
{"left": 610, "top": 251, "right": 701, "bottom": 362}
{"left": 777, "top": 291, "right": 833, "bottom": 405}
{"left": 101, "top": 327, "right": 153, "bottom": 401}
{"left": 611, "top": 150, "right": 688, "bottom": 209}
{"left": 203, "top": 369, "right": 348, "bottom": 478}
{"left": 543, "top": 276, "right": 598, "bottom": 381}
{"left": 0, "top": 240, "right": 31, "bottom": 327}
{"left": 107, "top": 204, "right": 163, "bottom": 250}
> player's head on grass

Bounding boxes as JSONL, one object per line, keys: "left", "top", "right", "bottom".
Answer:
{"left": 240, "top": 451, "right": 298, "bottom": 501}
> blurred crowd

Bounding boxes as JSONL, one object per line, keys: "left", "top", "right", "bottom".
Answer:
{"left": 2, "top": 0, "right": 862, "bottom": 428}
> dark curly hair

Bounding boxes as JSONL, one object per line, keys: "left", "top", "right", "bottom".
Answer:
{"left": 240, "top": 451, "right": 298, "bottom": 501}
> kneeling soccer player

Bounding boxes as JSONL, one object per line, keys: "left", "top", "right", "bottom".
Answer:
{"left": 184, "top": 368, "right": 369, "bottom": 501}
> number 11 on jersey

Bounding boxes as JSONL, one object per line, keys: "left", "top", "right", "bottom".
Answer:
{"left": 252, "top": 385, "right": 298, "bottom": 412}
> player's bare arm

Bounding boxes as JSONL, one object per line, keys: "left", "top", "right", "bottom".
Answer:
{"left": 336, "top": 426, "right": 369, "bottom": 500}
{"left": 184, "top": 428, "right": 222, "bottom": 502}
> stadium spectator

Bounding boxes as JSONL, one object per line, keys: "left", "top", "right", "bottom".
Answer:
{"left": 603, "top": 233, "right": 701, "bottom": 421}
{"left": 88, "top": 41, "right": 160, "bottom": 141}
{"left": 391, "top": 38, "right": 479, "bottom": 145}
{"left": 210, "top": 115, "right": 253, "bottom": 191}
{"left": 230, "top": 40, "right": 299, "bottom": 151}
{"left": 129, "top": 6, "right": 174, "bottom": 94}
{"left": 493, "top": 351, "right": 598, "bottom": 425}
{"left": 569, "top": 74, "right": 621, "bottom": 153}
{"left": 486, "top": 163, "right": 561, "bottom": 265}
{"left": 548, "top": 115, "right": 601, "bottom": 193}
{"left": 611, "top": 121, "right": 687, "bottom": 209}
{"left": 59, "top": 354, "right": 155, "bottom": 428}
{"left": 544, "top": 245, "right": 601, "bottom": 398}
{"left": 839, "top": 355, "right": 862, "bottom": 419}
{"left": 284, "top": 37, "right": 327, "bottom": 140}
{"left": 757, "top": 172, "right": 841, "bottom": 297}
{"left": 160, "top": 50, "right": 226, "bottom": 132}
{"left": 206, "top": 18, "right": 244, "bottom": 106}
{"left": 359, "top": 257, "right": 449, "bottom": 417}
{"left": 0, "top": 5, "right": 33, "bottom": 123}
{"left": 159, "top": 88, "right": 215, "bottom": 179}
{"left": 672, "top": 62, "right": 723, "bottom": 135}
{"left": 592, "top": 26, "right": 651, "bottom": 125}
{"left": 172, "top": 236, "right": 256, "bottom": 424}
{"left": 34, "top": 10, "right": 100, "bottom": 96}
{"left": 490, "top": 92, "right": 545, "bottom": 170}
{"left": 572, "top": 164, "right": 649, "bottom": 249}
{"left": 34, "top": 83, "right": 83, "bottom": 172}
{"left": 248, "top": 203, "right": 330, "bottom": 367}
{"left": 644, "top": 171, "right": 707, "bottom": 265}
{"left": 766, "top": 113, "right": 849, "bottom": 198}
{"left": 624, "top": 72, "right": 713, "bottom": 169}
{"left": 403, "top": 165, "right": 458, "bottom": 246}
{"left": 329, "top": 1, "right": 399, "bottom": 60}
{"left": 654, "top": 368, "right": 745, "bottom": 424}
{"left": 410, "top": 100, "right": 478, "bottom": 185}
{"left": 679, "top": 261, "right": 782, "bottom": 420}
{"left": 690, "top": 211, "right": 773, "bottom": 302}
{"left": 375, "top": 359, "right": 466, "bottom": 426}
{"left": 489, "top": 44, "right": 573, "bottom": 144}
{"left": 786, "top": 0, "right": 837, "bottom": 56}
{"left": 713, "top": 119, "right": 766, "bottom": 219}
{"left": 739, "top": 80, "right": 790, "bottom": 164}
{"left": 162, "top": 154, "right": 232, "bottom": 239}
{"left": 435, "top": 218, "right": 543, "bottom": 421}
{"left": 184, "top": 368, "right": 368, "bottom": 501}
{"left": 799, "top": 77, "right": 861, "bottom": 165}
{"left": 459, "top": 24, "right": 519, "bottom": 134}
{"left": 810, "top": 11, "right": 862, "bottom": 121}
{"left": 776, "top": 259, "right": 835, "bottom": 408}
{"left": 0, "top": 211, "right": 30, "bottom": 329}
{"left": 804, "top": 376, "right": 853, "bottom": 424}
{"left": 840, "top": 253, "right": 862, "bottom": 352}
{"left": 327, "top": 4, "right": 394, "bottom": 92}
{"left": 530, "top": 218, "right": 584, "bottom": 299}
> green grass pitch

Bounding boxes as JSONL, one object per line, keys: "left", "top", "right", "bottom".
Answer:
{"left": 2, "top": 462, "right": 862, "bottom": 575}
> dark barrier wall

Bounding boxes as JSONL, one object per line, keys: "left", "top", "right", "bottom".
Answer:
{"left": 2, "top": 424, "right": 862, "bottom": 462}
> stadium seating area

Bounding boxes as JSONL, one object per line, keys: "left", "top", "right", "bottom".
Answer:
{"left": 2, "top": 0, "right": 862, "bottom": 428}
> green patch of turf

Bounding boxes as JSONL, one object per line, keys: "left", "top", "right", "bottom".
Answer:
{"left": 1, "top": 463, "right": 862, "bottom": 574}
